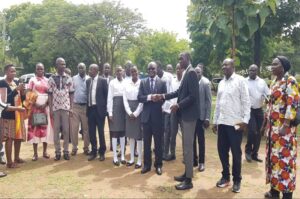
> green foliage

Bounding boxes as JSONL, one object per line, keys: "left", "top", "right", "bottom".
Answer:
{"left": 126, "top": 31, "right": 190, "bottom": 72}
{"left": 188, "top": 0, "right": 300, "bottom": 77}
{"left": 3, "top": 0, "right": 145, "bottom": 73}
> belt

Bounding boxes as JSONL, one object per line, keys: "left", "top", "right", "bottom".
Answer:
{"left": 75, "top": 103, "right": 87, "bottom": 106}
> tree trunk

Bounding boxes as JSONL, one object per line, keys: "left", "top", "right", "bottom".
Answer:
{"left": 254, "top": 14, "right": 261, "bottom": 72}
{"left": 231, "top": 3, "right": 236, "bottom": 59}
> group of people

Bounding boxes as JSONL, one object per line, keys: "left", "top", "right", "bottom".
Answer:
{"left": 0, "top": 52, "right": 298, "bottom": 199}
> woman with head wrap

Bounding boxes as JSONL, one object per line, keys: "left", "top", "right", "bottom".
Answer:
{"left": 264, "top": 56, "right": 299, "bottom": 199}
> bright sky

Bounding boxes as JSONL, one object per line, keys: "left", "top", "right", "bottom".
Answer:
{"left": 0, "top": 0, "right": 190, "bottom": 40}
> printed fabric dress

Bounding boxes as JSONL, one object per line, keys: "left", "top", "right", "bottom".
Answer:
{"left": 265, "top": 75, "right": 299, "bottom": 193}
{"left": 27, "top": 76, "right": 53, "bottom": 144}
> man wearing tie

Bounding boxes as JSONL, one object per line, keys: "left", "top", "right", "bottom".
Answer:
{"left": 159, "top": 52, "right": 200, "bottom": 190}
{"left": 138, "top": 62, "right": 167, "bottom": 175}
{"left": 86, "top": 64, "right": 108, "bottom": 161}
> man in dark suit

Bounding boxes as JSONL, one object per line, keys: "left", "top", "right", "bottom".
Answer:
{"left": 159, "top": 52, "right": 200, "bottom": 190}
{"left": 86, "top": 64, "right": 108, "bottom": 161}
{"left": 138, "top": 61, "right": 167, "bottom": 175}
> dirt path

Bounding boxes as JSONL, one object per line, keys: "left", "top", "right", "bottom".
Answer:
{"left": 0, "top": 126, "right": 299, "bottom": 198}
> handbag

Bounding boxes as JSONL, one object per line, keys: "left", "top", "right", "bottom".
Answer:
{"left": 32, "top": 113, "right": 48, "bottom": 126}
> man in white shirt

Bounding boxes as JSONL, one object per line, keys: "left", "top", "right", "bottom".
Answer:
{"left": 245, "top": 64, "right": 270, "bottom": 163}
{"left": 213, "top": 58, "right": 251, "bottom": 193}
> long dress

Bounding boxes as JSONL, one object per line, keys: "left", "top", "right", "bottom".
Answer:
{"left": 265, "top": 75, "right": 299, "bottom": 193}
{"left": 27, "top": 76, "right": 53, "bottom": 144}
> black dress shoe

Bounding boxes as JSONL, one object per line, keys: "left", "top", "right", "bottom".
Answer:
{"left": 252, "top": 156, "right": 263, "bottom": 163}
{"left": 175, "top": 178, "right": 193, "bottom": 190}
{"left": 121, "top": 160, "right": 127, "bottom": 165}
{"left": 113, "top": 160, "right": 120, "bottom": 166}
{"left": 54, "top": 154, "right": 61, "bottom": 161}
{"left": 126, "top": 162, "right": 134, "bottom": 167}
{"left": 141, "top": 167, "right": 151, "bottom": 174}
{"left": 88, "top": 154, "right": 97, "bottom": 161}
{"left": 165, "top": 155, "right": 176, "bottom": 161}
{"left": 63, "top": 154, "right": 70, "bottom": 160}
{"left": 135, "top": 164, "right": 142, "bottom": 169}
{"left": 174, "top": 173, "right": 186, "bottom": 182}
{"left": 155, "top": 167, "right": 162, "bottom": 175}
{"left": 245, "top": 153, "right": 252, "bottom": 162}
{"left": 193, "top": 161, "right": 198, "bottom": 167}
{"left": 198, "top": 163, "right": 205, "bottom": 172}
{"left": 99, "top": 154, "right": 105, "bottom": 161}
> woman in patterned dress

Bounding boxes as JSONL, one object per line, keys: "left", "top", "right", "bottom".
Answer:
{"left": 264, "top": 56, "right": 299, "bottom": 199}
{"left": 0, "top": 64, "right": 26, "bottom": 168}
{"left": 27, "top": 63, "right": 52, "bottom": 161}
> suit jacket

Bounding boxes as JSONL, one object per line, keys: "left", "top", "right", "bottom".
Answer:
{"left": 138, "top": 77, "right": 167, "bottom": 124}
{"left": 86, "top": 76, "right": 108, "bottom": 118}
{"left": 198, "top": 76, "right": 212, "bottom": 121}
{"left": 165, "top": 65, "right": 200, "bottom": 121}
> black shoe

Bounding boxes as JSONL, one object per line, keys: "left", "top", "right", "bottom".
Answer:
{"left": 71, "top": 150, "right": 77, "bottom": 156}
{"left": 83, "top": 150, "right": 90, "bottom": 155}
{"left": 198, "top": 163, "right": 205, "bottom": 172}
{"left": 175, "top": 178, "right": 193, "bottom": 190}
{"left": 141, "top": 167, "right": 151, "bottom": 174}
{"left": 126, "top": 162, "right": 134, "bottom": 167}
{"left": 113, "top": 160, "right": 120, "bottom": 166}
{"left": 156, "top": 167, "right": 162, "bottom": 175}
{"left": 165, "top": 155, "right": 176, "bottom": 161}
{"left": 193, "top": 161, "right": 198, "bottom": 167}
{"left": 174, "top": 173, "right": 186, "bottom": 182}
{"left": 54, "top": 154, "right": 61, "bottom": 161}
{"left": 135, "top": 163, "right": 142, "bottom": 169}
{"left": 232, "top": 182, "right": 241, "bottom": 193}
{"left": 63, "top": 154, "right": 70, "bottom": 160}
{"left": 252, "top": 156, "right": 263, "bottom": 163}
{"left": 264, "top": 189, "right": 280, "bottom": 199}
{"left": 99, "top": 154, "right": 105, "bottom": 161}
{"left": 88, "top": 154, "right": 97, "bottom": 161}
{"left": 121, "top": 160, "right": 127, "bottom": 165}
{"left": 245, "top": 153, "right": 252, "bottom": 162}
{"left": 216, "top": 177, "right": 230, "bottom": 188}
{"left": 0, "top": 171, "right": 7, "bottom": 178}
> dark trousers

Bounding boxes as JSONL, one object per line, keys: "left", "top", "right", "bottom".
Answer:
{"left": 143, "top": 120, "right": 163, "bottom": 169}
{"left": 88, "top": 106, "right": 106, "bottom": 155}
{"left": 245, "top": 108, "right": 264, "bottom": 158}
{"left": 169, "top": 112, "right": 181, "bottom": 156}
{"left": 163, "top": 113, "right": 171, "bottom": 157}
{"left": 193, "top": 119, "right": 205, "bottom": 164}
{"left": 217, "top": 124, "right": 243, "bottom": 183}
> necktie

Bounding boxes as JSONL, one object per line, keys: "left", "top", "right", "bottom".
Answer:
{"left": 150, "top": 78, "right": 154, "bottom": 93}
{"left": 89, "top": 78, "right": 94, "bottom": 106}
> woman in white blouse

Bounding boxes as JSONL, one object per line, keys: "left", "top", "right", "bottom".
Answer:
{"left": 123, "top": 66, "right": 143, "bottom": 168}
{"left": 107, "top": 66, "right": 126, "bottom": 166}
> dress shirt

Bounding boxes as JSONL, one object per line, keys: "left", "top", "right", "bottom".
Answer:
{"left": 213, "top": 73, "right": 251, "bottom": 126}
{"left": 146, "top": 76, "right": 158, "bottom": 101}
{"left": 123, "top": 79, "right": 143, "bottom": 117}
{"left": 73, "top": 74, "right": 89, "bottom": 104}
{"left": 107, "top": 78, "right": 125, "bottom": 116}
{"left": 160, "top": 71, "right": 173, "bottom": 93}
{"left": 89, "top": 75, "right": 98, "bottom": 106}
{"left": 247, "top": 76, "right": 270, "bottom": 109}
{"left": 162, "top": 77, "right": 181, "bottom": 113}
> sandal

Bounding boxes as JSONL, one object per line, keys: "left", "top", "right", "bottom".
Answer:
{"left": 43, "top": 153, "right": 50, "bottom": 159}
{"left": 14, "top": 158, "right": 26, "bottom": 164}
{"left": 6, "top": 162, "right": 19, "bottom": 169}
{"left": 32, "top": 154, "right": 38, "bottom": 161}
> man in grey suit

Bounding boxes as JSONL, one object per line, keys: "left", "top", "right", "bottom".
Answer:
{"left": 138, "top": 62, "right": 167, "bottom": 175}
{"left": 193, "top": 65, "right": 212, "bottom": 172}
{"left": 159, "top": 52, "right": 200, "bottom": 190}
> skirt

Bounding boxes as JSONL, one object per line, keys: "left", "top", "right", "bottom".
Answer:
{"left": 109, "top": 96, "right": 125, "bottom": 132}
{"left": 0, "top": 118, "right": 26, "bottom": 141}
{"left": 125, "top": 100, "right": 142, "bottom": 140}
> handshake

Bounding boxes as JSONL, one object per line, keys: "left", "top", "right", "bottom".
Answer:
{"left": 150, "top": 94, "right": 164, "bottom": 102}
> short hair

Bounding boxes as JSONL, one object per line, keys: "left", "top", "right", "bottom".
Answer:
{"left": 4, "top": 64, "right": 14, "bottom": 72}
